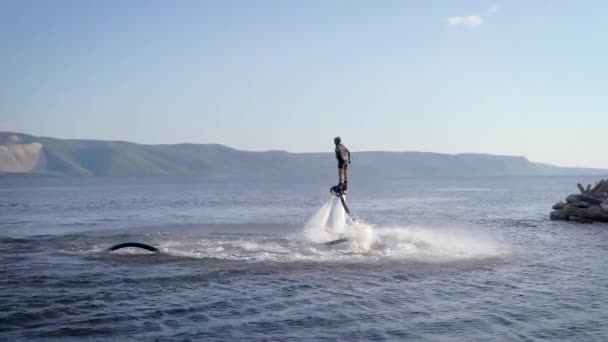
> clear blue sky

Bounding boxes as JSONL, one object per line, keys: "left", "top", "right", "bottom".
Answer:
{"left": 1, "top": 0, "right": 606, "bottom": 168}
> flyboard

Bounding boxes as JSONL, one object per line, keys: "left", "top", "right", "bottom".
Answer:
{"left": 323, "top": 185, "right": 358, "bottom": 246}
{"left": 107, "top": 242, "right": 159, "bottom": 253}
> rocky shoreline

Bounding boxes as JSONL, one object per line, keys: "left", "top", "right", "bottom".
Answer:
{"left": 550, "top": 180, "right": 608, "bottom": 223}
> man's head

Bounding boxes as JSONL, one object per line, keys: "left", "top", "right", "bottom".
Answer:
{"left": 334, "top": 136, "right": 341, "bottom": 145}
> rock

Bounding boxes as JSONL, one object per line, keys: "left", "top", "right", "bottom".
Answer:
{"left": 570, "top": 201, "right": 591, "bottom": 208}
{"left": 566, "top": 194, "right": 582, "bottom": 204}
{"left": 563, "top": 205, "right": 608, "bottom": 223}
{"left": 0, "top": 142, "right": 44, "bottom": 172}
{"left": 591, "top": 180, "right": 608, "bottom": 196}
{"left": 577, "top": 183, "right": 586, "bottom": 194}
{"left": 550, "top": 210, "right": 569, "bottom": 221}
{"left": 580, "top": 195, "right": 604, "bottom": 205}
{"left": 551, "top": 180, "right": 608, "bottom": 223}
{"left": 570, "top": 216, "right": 594, "bottom": 224}
{"left": 587, "top": 205, "right": 608, "bottom": 221}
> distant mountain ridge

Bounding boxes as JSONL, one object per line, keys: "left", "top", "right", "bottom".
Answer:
{"left": 0, "top": 132, "right": 606, "bottom": 178}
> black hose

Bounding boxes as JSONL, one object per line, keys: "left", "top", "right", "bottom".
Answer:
{"left": 108, "top": 242, "right": 159, "bottom": 253}
{"left": 324, "top": 238, "right": 348, "bottom": 246}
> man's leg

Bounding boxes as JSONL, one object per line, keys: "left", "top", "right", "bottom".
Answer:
{"left": 343, "top": 166, "right": 348, "bottom": 191}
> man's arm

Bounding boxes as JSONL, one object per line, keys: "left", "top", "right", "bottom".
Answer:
{"left": 347, "top": 146, "right": 351, "bottom": 164}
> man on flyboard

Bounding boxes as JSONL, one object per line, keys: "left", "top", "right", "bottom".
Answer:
{"left": 331, "top": 136, "right": 351, "bottom": 196}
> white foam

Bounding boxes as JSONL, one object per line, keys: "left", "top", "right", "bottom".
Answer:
{"left": 302, "top": 197, "right": 335, "bottom": 243}
{"left": 298, "top": 197, "right": 508, "bottom": 261}
{"left": 349, "top": 221, "right": 376, "bottom": 254}
{"left": 372, "top": 225, "right": 509, "bottom": 262}
{"left": 96, "top": 224, "right": 507, "bottom": 262}
{"left": 329, "top": 197, "right": 347, "bottom": 235}
{"left": 93, "top": 200, "right": 509, "bottom": 263}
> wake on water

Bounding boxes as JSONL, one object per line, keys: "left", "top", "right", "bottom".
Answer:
{"left": 101, "top": 196, "right": 508, "bottom": 263}
{"left": 302, "top": 196, "right": 507, "bottom": 261}
{"left": 303, "top": 196, "right": 376, "bottom": 253}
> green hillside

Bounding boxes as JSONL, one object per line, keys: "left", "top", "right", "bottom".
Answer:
{"left": 0, "top": 132, "right": 606, "bottom": 178}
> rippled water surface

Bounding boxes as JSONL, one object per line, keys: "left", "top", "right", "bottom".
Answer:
{"left": 1, "top": 176, "right": 608, "bottom": 341}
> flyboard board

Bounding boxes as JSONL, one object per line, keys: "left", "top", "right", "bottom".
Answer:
{"left": 324, "top": 185, "right": 357, "bottom": 246}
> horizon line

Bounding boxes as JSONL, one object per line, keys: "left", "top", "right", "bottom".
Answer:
{"left": 2, "top": 131, "right": 606, "bottom": 170}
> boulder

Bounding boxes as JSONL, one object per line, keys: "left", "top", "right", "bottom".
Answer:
{"left": 565, "top": 194, "right": 582, "bottom": 204}
{"left": 580, "top": 195, "right": 603, "bottom": 205}
{"left": 577, "top": 183, "right": 586, "bottom": 194}
{"left": 591, "top": 180, "right": 608, "bottom": 196}
{"left": 570, "top": 201, "right": 591, "bottom": 209}
{"left": 550, "top": 210, "right": 569, "bottom": 221}
{"left": 563, "top": 205, "right": 608, "bottom": 223}
{"left": 551, "top": 179, "right": 608, "bottom": 223}
{"left": 587, "top": 205, "right": 608, "bottom": 221}
{"left": 570, "top": 216, "right": 594, "bottom": 224}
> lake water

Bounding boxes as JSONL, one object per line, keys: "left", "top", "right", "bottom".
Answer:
{"left": 1, "top": 175, "right": 608, "bottom": 341}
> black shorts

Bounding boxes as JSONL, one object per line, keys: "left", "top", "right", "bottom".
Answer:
{"left": 338, "top": 161, "right": 348, "bottom": 169}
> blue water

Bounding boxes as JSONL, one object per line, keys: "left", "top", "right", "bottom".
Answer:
{"left": 1, "top": 176, "right": 608, "bottom": 341}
